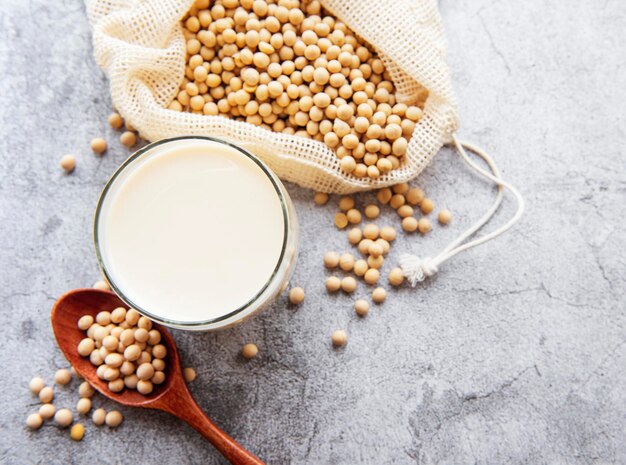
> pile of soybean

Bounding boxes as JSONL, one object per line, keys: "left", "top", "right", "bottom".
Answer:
{"left": 316, "top": 183, "right": 453, "bottom": 346}
{"left": 173, "top": 0, "right": 429, "bottom": 179}
{"left": 26, "top": 302, "right": 199, "bottom": 442}
{"left": 27, "top": 369, "right": 123, "bottom": 441}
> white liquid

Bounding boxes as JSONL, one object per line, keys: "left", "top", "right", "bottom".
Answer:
{"left": 97, "top": 139, "right": 286, "bottom": 323}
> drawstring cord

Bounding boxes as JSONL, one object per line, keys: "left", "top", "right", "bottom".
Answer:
{"left": 400, "top": 135, "right": 525, "bottom": 286}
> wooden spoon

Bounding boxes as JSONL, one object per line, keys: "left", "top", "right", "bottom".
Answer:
{"left": 51, "top": 288, "right": 264, "bottom": 465}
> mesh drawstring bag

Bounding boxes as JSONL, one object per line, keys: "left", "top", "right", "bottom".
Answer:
{"left": 86, "top": 0, "right": 524, "bottom": 283}
{"left": 86, "top": 0, "right": 457, "bottom": 193}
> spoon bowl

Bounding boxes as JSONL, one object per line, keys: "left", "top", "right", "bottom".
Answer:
{"left": 51, "top": 288, "right": 264, "bottom": 465}
{"left": 51, "top": 288, "right": 173, "bottom": 406}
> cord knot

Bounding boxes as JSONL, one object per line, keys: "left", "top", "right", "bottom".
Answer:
{"left": 399, "top": 254, "right": 438, "bottom": 286}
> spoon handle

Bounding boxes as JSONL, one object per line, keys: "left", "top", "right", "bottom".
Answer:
{"left": 157, "top": 389, "right": 265, "bottom": 465}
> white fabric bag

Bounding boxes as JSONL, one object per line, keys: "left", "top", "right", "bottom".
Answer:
{"left": 86, "top": 0, "right": 457, "bottom": 194}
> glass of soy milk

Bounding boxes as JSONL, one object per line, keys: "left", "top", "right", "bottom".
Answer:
{"left": 94, "top": 136, "right": 298, "bottom": 331}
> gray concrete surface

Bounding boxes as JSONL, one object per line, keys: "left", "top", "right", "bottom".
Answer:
{"left": 1, "top": 0, "right": 625, "bottom": 463}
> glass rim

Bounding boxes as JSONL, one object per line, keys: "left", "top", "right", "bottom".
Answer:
{"left": 94, "top": 135, "right": 291, "bottom": 329}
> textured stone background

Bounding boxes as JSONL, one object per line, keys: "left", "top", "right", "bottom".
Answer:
{"left": 1, "top": 0, "right": 625, "bottom": 464}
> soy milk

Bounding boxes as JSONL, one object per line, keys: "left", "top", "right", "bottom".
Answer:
{"left": 96, "top": 138, "right": 288, "bottom": 325}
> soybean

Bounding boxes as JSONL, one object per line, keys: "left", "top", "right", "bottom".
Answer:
{"left": 29, "top": 377, "right": 45, "bottom": 395}
{"left": 372, "top": 287, "right": 387, "bottom": 303}
{"left": 60, "top": 155, "right": 76, "bottom": 173}
{"left": 105, "top": 410, "right": 124, "bottom": 428}
{"left": 54, "top": 408, "right": 73, "bottom": 428}
{"left": 70, "top": 424, "right": 85, "bottom": 441}
{"left": 354, "top": 299, "right": 369, "bottom": 317}
{"left": 324, "top": 251, "right": 340, "bottom": 268}
{"left": 183, "top": 367, "right": 197, "bottom": 383}
{"left": 289, "top": 287, "right": 305, "bottom": 305}
{"left": 26, "top": 413, "right": 43, "bottom": 430}
{"left": 389, "top": 268, "right": 404, "bottom": 286}
{"left": 331, "top": 330, "right": 347, "bottom": 347}
{"left": 438, "top": 209, "right": 452, "bottom": 224}
{"left": 241, "top": 343, "right": 259, "bottom": 359}
{"left": 90, "top": 138, "right": 107, "bottom": 155}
